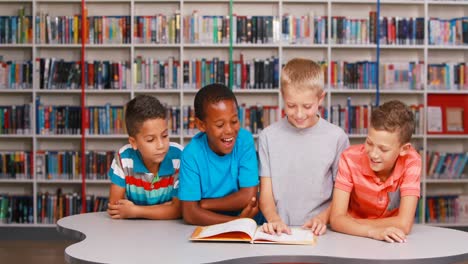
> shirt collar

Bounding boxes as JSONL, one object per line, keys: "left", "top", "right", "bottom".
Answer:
{"left": 359, "top": 144, "right": 404, "bottom": 187}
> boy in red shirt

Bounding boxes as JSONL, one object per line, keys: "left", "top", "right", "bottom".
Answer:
{"left": 330, "top": 100, "right": 421, "bottom": 243}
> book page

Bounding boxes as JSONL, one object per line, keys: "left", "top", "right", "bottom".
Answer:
{"left": 195, "top": 218, "right": 257, "bottom": 239}
{"left": 253, "top": 227, "right": 316, "bottom": 245}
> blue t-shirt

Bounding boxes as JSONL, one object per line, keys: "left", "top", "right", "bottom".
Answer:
{"left": 178, "top": 128, "right": 259, "bottom": 201}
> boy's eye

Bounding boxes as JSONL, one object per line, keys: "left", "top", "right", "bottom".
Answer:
{"left": 287, "top": 104, "right": 295, "bottom": 108}
{"left": 303, "top": 105, "right": 312, "bottom": 109}
{"left": 216, "top": 123, "right": 224, "bottom": 128}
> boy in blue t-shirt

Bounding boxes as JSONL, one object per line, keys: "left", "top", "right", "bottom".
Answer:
{"left": 107, "top": 95, "right": 183, "bottom": 220}
{"left": 178, "top": 83, "right": 259, "bottom": 225}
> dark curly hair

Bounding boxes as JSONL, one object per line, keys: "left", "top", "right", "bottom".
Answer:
{"left": 194, "top": 83, "right": 238, "bottom": 121}
{"left": 125, "top": 95, "right": 166, "bottom": 137}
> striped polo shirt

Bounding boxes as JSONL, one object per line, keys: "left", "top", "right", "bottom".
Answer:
{"left": 109, "top": 142, "right": 183, "bottom": 205}
{"left": 335, "top": 144, "right": 421, "bottom": 219}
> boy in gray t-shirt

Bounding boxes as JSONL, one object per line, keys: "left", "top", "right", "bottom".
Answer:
{"left": 259, "top": 58, "right": 349, "bottom": 236}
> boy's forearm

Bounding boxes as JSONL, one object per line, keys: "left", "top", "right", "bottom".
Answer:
{"left": 182, "top": 201, "right": 238, "bottom": 225}
{"left": 330, "top": 214, "right": 374, "bottom": 238}
{"left": 354, "top": 216, "right": 413, "bottom": 234}
{"left": 134, "top": 201, "right": 182, "bottom": 220}
{"left": 259, "top": 199, "right": 281, "bottom": 223}
{"left": 199, "top": 186, "right": 257, "bottom": 212}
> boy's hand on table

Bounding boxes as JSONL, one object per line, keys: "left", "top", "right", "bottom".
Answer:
{"left": 262, "top": 220, "right": 291, "bottom": 235}
{"left": 368, "top": 226, "right": 407, "bottom": 243}
{"left": 107, "top": 199, "right": 137, "bottom": 219}
{"left": 239, "top": 197, "right": 258, "bottom": 219}
{"left": 303, "top": 216, "right": 327, "bottom": 236}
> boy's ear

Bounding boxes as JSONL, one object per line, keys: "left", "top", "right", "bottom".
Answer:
{"left": 128, "top": 136, "right": 137, "bottom": 150}
{"left": 195, "top": 118, "right": 206, "bottom": 132}
{"left": 399, "top": 142, "right": 412, "bottom": 156}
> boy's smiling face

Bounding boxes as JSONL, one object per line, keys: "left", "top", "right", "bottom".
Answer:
{"left": 129, "top": 118, "right": 170, "bottom": 173}
{"left": 197, "top": 99, "right": 240, "bottom": 156}
{"left": 282, "top": 87, "right": 325, "bottom": 129}
{"left": 365, "top": 126, "right": 410, "bottom": 180}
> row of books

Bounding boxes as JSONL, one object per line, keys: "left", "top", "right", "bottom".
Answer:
{"left": 35, "top": 14, "right": 82, "bottom": 44}
{"left": 134, "top": 14, "right": 180, "bottom": 44}
{"left": 282, "top": 14, "right": 325, "bottom": 44}
{"left": 134, "top": 56, "right": 178, "bottom": 90}
{"left": 330, "top": 100, "right": 424, "bottom": 135}
{"left": 86, "top": 105, "right": 125, "bottom": 135}
{"left": 427, "top": 62, "right": 468, "bottom": 91}
{"left": 0, "top": 59, "right": 33, "bottom": 89}
{"left": 36, "top": 103, "right": 126, "bottom": 136}
{"left": 426, "top": 152, "right": 468, "bottom": 179}
{"left": 425, "top": 195, "right": 468, "bottom": 224}
{"left": 0, "top": 195, "right": 33, "bottom": 224}
{"left": 0, "top": 8, "right": 32, "bottom": 44}
{"left": 36, "top": 150, "right": 114, "bottom": 180}
{"left": 0, "top": 192, "right": 109, "bottom": 225}
{"left": 428, "top": 17, "right": 468, "bottom": 46}
{"left": 0, "top": 104, "right": 31, "bottom": 135}
{"left": 36, "top": 58, "right": 130, "bottom": 90}
{"left": 6, "top": 12, "right": 468, "bottom": 46}
{"left": 36, "top": 15, "right": 132, "bottom": 45}
{"left": 0, "top": 151, "right": 33, "bottom": 180}
{"left": 182, "top": 56, "right": 279, "bottom": 90}
{"left": 4, "top": 57, "right": 468, "bottom": 91}
{"left": 37, "top": 191, "right": 108, "bottom": 224}
{"left": 184, "top": 13, "right": 278, "bottom": 44}
{"left": 376, "top": 15, "right": 425, "bottom": 45}
{"left": 330, "top": 61, "right": 424, "bottom": 91}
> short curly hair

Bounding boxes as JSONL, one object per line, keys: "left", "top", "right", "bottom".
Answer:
{"left": 125, "top": 95, "right": 166, "bottom": 137}
{"left": 371, "top": 100, "right": 415, "bottom": 144}
{"left": 194, "top": 83, "right": 238, "bottom": 121}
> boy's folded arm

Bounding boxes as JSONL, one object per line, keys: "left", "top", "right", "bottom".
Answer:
{"left": 353, "top": 196, "right": 419, "bottom": 234}
{"left": 181, "top": 201, "right": 239, "bottom": 226}
{"left": 330, "top": 188, "right": 375, "bottom": 238}
{"left": 134, "top": 197, "right": 182, "bottom": 220}
{"left": 109, "top": 183, "right": 126, "bottom": 205}
{"left": 199, "top": 186, "right": 257, "bottom": 212}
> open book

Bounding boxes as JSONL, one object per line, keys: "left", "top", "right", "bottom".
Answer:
{"left": 190, "top": 218, "right": 316, "bottom": 245}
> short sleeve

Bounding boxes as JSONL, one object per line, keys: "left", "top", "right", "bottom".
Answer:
{"left": 170, "top": 143, "right": 183, "bottom": 197}
{"left": 332, "top": 132, "right": 350, "bottom": 181}
{"left": 237, "top": 130, "right": 259, "bottom": 188}
{"left": 109, "top": 154, "right": 126, "bottom": 187}
{"left": 178, "top": 148, "right": 202, "bottom": 201}
{"left": 258, "top": 130, "right": 271, "bottom": 178}
{"left": 334, "top": 154, "right": 354, "bottom": 193}
{"left": 400, "top": 153, "right": 422, "bottom": 197}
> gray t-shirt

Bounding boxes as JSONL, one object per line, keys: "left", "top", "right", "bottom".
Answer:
{"left": 258, "top": 117, "right": 349, "bottom": 225}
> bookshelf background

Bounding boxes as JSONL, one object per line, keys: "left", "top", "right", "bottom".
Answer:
{"left": 1, "top": 0, "right": 468, "bottom": 227}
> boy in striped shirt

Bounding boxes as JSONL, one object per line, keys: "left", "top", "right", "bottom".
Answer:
{"left": 107, "top": 95, "right": 183, "bottom": 219}
{"left": 330, "top": 100, "right": 421, "bottom": 243}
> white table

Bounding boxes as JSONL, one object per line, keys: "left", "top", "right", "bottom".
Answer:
{"left": 57, "top": 212, "right": 468, "bottom": 264}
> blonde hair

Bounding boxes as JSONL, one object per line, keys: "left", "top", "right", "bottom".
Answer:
{"left": 281, "top": 58, "right": 324, "bottom": 96}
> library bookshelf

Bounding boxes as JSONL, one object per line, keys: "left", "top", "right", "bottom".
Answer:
{"left": 0, "top": 0, "right": 467, "bottom": 227}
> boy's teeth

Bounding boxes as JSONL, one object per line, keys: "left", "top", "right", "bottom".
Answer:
{"left": 222, "top": 138, "right": 233, "bottom": 142}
